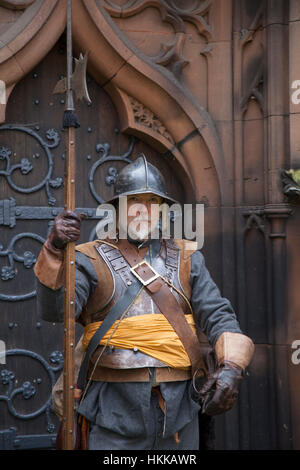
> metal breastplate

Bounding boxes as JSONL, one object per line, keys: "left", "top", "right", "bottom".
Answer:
{"left": 89, "top": 239, "right": 192, "bottom": 369}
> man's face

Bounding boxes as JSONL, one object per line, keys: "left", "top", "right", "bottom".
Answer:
{"left": 125, "top": 193, "right": 163, "bottom": 241}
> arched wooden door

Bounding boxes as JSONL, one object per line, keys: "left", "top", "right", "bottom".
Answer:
{"left": 0, "top": 34, "right": 188, "bottom": 450}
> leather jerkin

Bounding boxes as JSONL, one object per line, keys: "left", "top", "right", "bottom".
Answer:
{"left": 115, "top": 238, "right": 206, "bottom": 377}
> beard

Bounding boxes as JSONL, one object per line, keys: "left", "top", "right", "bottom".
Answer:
{"left": 128, "top": 217, "right": 151, "bottom": 241}
{"left": 118, "top": 214, "right": 159, "bottom": 242}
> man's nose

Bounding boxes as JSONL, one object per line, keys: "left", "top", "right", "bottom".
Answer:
{"left": 135, "top": 202, "right": 149, "bottom": 216}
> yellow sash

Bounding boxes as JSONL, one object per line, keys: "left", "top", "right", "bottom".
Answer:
{"left": 83, "top": 314, "right": 196, "bottom": 370}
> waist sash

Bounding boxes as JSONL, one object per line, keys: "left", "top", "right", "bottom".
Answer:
{"left": 83, "top": 313, "right": 196, "bottom": 370}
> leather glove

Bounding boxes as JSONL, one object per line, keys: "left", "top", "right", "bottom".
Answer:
{"left": 195, "top": 360, "right": 243, "bottom": 416}
{"left": 48, "top": 210, "right": 86, "bottom": 250}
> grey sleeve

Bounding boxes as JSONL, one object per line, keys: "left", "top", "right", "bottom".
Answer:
{"left": 35, "top": 251, "right": 98, "bottom": 323}
{"left": 190, "top": 250, "right": 242, "bottom": 347}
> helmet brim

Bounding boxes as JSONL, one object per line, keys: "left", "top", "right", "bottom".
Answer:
{"left": 105, "top": 189, "right": 179, "bottom": 206}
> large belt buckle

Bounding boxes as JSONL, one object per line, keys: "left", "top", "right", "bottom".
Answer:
{"left": 130, "top": 260, "right": 160, "bottom": 286}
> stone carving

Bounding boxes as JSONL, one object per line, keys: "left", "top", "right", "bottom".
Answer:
{"left": 240, "top": 62, "right": 264, "bottom": 115}
{"left": 129, "top": 96, "right": 175, "bottom": 144}
{"left": 0, "top": 0, "right": 35, "bottom": 9}
{"left": 151, "top": 31, "right": 189, "bottom": 78}
{"left": 243, "top": 209, "right": 265, "bottom": 234}
{"left": 239, "top": 3, "right": 265, "bottom": 115}
{"left": 102, "top": 0, "right": 212, "bottom": 79}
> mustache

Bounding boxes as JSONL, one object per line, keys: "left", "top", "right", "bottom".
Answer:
{"left": 131, "top": 215, "right": 151, "bottom": 222}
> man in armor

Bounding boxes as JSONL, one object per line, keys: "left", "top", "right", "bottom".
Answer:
{"left": 34, "top": 154, "right": 254, "bottom": 450}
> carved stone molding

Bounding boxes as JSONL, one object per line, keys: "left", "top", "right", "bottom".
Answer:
{"left": 102, "top": 84, "right": 195, "bottom": 202}
{"left": 129, "top": 96, "right": 175, "bottom": 145}
{"left": 0, "top": 0, "right": 226, "bottom": 205}
{"left": 102, "top": 1, "right": 212, "bottom": 35}
{"left": 102, "top": 0, "right": 212, "bottom": 39}
{"left": 101, "top": 0, "right": 212, "bottom": 80}
{"left": 0, "top": 0, "right": 35, "bottom": 9}
{"left": 242, "top": 203, "right": 293, "bottom": 243}
{"left": 238, "top": 3, "right": 265, "bottom": 117}
{"left": 73, "top": 0, "right": 226, "bottom": 205}
{"left": 0, "top": 0, "right": 67, "bottom": 123}
{"left": 242, "top": 209, "right": 265, "bottom": 234}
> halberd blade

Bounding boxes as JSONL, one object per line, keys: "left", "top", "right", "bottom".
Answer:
{"left": 53, "top": 51, "right": 91, "bottom": 105}
{"left": 71, "top": 52, "right": 92, "bottom": 104}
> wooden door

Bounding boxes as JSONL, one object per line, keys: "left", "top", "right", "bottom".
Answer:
{"left": 0, "top": 34, "right": 185, "bottom": 449}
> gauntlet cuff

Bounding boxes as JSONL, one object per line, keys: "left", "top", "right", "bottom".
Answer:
{"left": 215, "top": 332, "right": 254, "bottom": 371}
{"left": 34, "top": 238, "right": 65, "bottom": 290}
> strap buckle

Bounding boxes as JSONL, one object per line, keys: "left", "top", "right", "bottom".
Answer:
{"left": 130, "top": 260, "right": 160, "bottom": 286}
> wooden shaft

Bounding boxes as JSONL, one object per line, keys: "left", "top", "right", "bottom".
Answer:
{"left": 63, "top": 126, "right": 76, "bottom": 450}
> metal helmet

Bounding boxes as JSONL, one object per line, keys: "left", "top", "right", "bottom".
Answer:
{"left": 106, "top": 153, "right": 178, "bottom": 205}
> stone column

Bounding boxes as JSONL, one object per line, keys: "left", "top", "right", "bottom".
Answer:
{"left": 286, "top": 0, "right": 300, "bottom": 450}
{"left": 264, "top": 0, "right": 293, "bottom": 449}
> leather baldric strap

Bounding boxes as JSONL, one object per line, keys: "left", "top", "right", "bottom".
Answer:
{"left": 77, "top": 278, "right": 143, "bottom": 391}
{"left": 116, "top": 239, "right": 205, "bottom": 376}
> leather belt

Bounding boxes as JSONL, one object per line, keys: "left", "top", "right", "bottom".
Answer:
{"left": 88, "top": 365, "right": 192, "bottom": 383}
